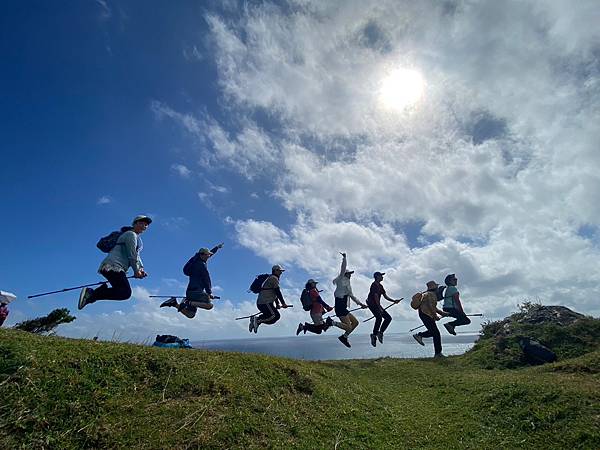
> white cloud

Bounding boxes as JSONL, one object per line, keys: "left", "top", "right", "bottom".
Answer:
{"left": 96, "top": 195, "right": 112, "bottom": 205}
{"left": 151, "top": 1, "right": 600, "bottom": 322}
{"left": 95, "top": 0, "right": 111, "bottom": 20}
{"left": 171, "top": 163, "right": 192, "bottom": 178}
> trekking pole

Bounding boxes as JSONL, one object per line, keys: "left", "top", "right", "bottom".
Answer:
{"left": 408, "top": 314, "right": 484, "bottom": 333}
{"left": 362, "top": 298, "right": 403, "bottom": 323}
{"left": 149, "top": 295, "right": 221, "bottom": 300}
{"left": 235, "top": 313, "right": 260, "bottom": 320}
{"left": 28, "top": 277, "right": 135, "bottom": 299}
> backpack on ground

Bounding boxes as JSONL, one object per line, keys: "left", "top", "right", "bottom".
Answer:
{"left": 96, "top": 226, "right": 133, "bottom": 253}
{"left": 300, "top": 289, "right": 312, "bottom": 311}
{"left": 410, "top": 292, "right": 423, "bottom": 310}
{"left": 249, "top": 274, "right": 271, "bottom": 294}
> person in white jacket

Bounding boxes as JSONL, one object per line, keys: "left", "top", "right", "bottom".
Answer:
{"left": 332, "top": 253, "right": 367, "bottom": 347}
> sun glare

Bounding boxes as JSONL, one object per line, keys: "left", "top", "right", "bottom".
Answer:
{"left": 379, "top": 68, "right": 425, "bottom": 110}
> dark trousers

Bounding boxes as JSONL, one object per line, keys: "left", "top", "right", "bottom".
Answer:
{"left": 367, "top": 301, "right": 392, "bottom": 335}
{"left": 418, "top": 310, "right": 442, "bottom": 354}
{"left": 443, "top": 307, "right": 471, "bottom": 328}
{"left": 256, "top": 302, "right": 280, "bottom": 325}
{"left": 304, "top": 323, "right": 328, "bottom": 334}
{"left": 89, "top": 270, "right": 132, "bottom": 302}
{"left": 0, "top": 317, "right": 5, "bottom": 327}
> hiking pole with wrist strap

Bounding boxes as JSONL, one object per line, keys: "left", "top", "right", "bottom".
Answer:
{"left": 363, "top": 298, "right": 403, "bottom": 323}
{"left": 323, "top": 305, "right": 364, "bottom": 319}
{"left": 149, "top": 295, "right": 221, "bottom": 300}
{"left": 28, "top": 277, "right": 136, "bottom": 299}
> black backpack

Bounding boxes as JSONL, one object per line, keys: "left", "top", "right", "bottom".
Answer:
{"left": 183, "top": 253, "right": 199, "bottom": 277}
{"left": 300, "top": 289, "right": 312, "bottom": 311}
{"left": 436, "top": 285, "right": 447, "bottom": 302}
{"left": 96, "top": 226, "right": 132, "bottom": 253}
{"left": 249, "top": 274, "right": 270, "bottom": 294}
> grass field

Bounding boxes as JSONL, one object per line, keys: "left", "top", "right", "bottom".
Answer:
{"left": 1, "top": 328, "right": 599, "bottom": 449}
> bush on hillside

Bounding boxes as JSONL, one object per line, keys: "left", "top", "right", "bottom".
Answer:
{"left": 465, "top": 302, "right": 600, "bottom": 369}
{"left": 13, "top": 308, "right": 76, "bottom": 335}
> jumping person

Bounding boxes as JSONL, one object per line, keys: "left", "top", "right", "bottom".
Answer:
{"left": 296, "top": 279, "right": 334, "bottom": 335}
{"left": 78, "top": 215, "right": 151, "bottom": 310}
{"left": 249, "top": 265, "right": 290, "bottom": 333}
{"left": 413, "top": 280, "right": 449, "bottom": 358}
{"left": 160, "top": 244, "right": 224, "bottom": 317}
{"left": 0, "top": 302, "right": 9, "bottom": 327}
{"left": 441, "top": 273, "right": 471, "bottom": 335}
{"left": 366, "top": 271, "right": 401, "bottom": 347}
{"left": 332, "top": 253, "right": 367, "bottom": 348}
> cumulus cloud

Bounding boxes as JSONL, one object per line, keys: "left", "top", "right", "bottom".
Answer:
{"left": 150, "top": 0, "right": 600, "bottom": 325}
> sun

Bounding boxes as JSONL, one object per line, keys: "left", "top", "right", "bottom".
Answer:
{"left": 379, "top": 68, "right": 425, "bottom": 110}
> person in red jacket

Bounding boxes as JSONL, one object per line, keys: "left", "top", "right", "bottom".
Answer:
{"left": 296, "top": 279, "right": 334, "bottom": 335}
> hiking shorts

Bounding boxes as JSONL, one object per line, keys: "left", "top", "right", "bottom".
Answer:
{"left": 334, "top": 296, "right": 350, "bottom": 317}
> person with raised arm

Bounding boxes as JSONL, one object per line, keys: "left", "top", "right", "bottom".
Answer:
{"left": 160, "top": 244, "right": 224, "bottom": 318}
{"left": 332, "top": 253, "right": 367, "bottom": 348}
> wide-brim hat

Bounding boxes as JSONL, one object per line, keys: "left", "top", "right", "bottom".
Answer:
{"left": 426, "top": 280, "right": 439, "bottom": 290}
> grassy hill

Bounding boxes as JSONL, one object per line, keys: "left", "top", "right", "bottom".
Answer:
{"left": 1, "top": 328, "right": 599, "bottom": 449}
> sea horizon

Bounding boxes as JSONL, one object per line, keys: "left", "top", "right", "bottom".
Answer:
{"left": 193, "top": 331, "right": 479, "bottom": 361}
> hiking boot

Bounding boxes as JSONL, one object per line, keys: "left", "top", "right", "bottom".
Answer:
{"left": 160, "top": 297, "right": 178, "bottom": 308}
{"left": 338, "top": 335, "right": 351, "bottom": 348}
{"left": 434, "top": 353, "right": 446, "bottom": 358}
{"left": 412, "top": 334, "right": 424, "bottom": 346}
{"left": 78, "top": 287, "right": 93, "bottom": 310}
{"left": 249, "top": 317, "right": 254, "bottom": 333}
{"left": 296, "top": 323, "right": 304, "bottom": 336}
{"left": 252, "top": 316, "right": 259, "bottom": 333}
{"left": 370, "top": 333, "right": 377, "bottom": 347}
{"left": 444, "top": 323, "right": 456, "bottom": 336}
{"left": 377, "top": 332, "right": 384, "bottom": 344}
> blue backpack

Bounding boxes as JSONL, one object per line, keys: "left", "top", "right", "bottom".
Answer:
{"left": 96, "top": 226, "right": 132, "bottom": 253}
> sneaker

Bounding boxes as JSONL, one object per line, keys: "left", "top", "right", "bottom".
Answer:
{"left": 444, "top": 323, "right": 456, "bottom": 336}
{"left": 370, "top": 333, "right": 377, "bottom": 347}
{"left": 160, "top": 297, "right": 178, "bottom": 308}
{"left": 249, "top": 317, "right": 254, "bottom": 333}
{"left": 325, "top": 317, "right": 333, "bottom": 329}
{"left": 434, "top": 353, "right": 446, "bottom": 358}
{"left": 412, "top": 334, "right": 424, "bottom": 346}
{"left": 253, "top": 316, "right": 259, "bottom": 333}
{"left": 377, "top": 332, "right": 384, "bottom": 344}
{"left": 338, "top": 335, "right": 351, "bottom": 348}
{"left": 296, "top": 323, "right": 304, "bottom": 336}
{"left": 78, "top": 287, "right": 93, "bottom": 310}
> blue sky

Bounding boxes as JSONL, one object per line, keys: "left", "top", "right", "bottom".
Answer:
{"left": 1, "top": 0, "right": 599, "bottom": 340}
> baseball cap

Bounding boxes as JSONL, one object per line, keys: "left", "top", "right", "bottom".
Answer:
{"left": 344, "top": 270, "right": 355, "bottom": 275}
{"left": 198, "top": 248, "right": 213, "bottom": 256}
{"left": 306, "top": 279, "right": 318, "bottom": 285}
{"left": 272, "top": 264, "right": 285, "bottom": 272}
{"left": 373, "top": 271, "right": 385, "bottom": 278}
{"left": 132, "top": 215, "right": 152, "bottom": 225}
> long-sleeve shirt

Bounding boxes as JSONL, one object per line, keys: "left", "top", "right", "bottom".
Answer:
{"left": 257, "top": 275, "right": 285, "bottom": 305}
{"left": 184, "top": 246, "right": 221, "bottom": 295}
{"left": 332, "top": 257, "right": 360, "bottom": 304}
{"left": 99, "top": 230, "right": 143, "bottom": 274}
{"left": 309, "top": 288, "right": 332, "bottom": 314}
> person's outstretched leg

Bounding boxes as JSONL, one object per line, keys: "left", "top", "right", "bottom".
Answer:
{"left": 87, "top": 271, "right": 132, "bottom": 303}
{"left": 379, "top": 309, "right": 392, "bottom": 333}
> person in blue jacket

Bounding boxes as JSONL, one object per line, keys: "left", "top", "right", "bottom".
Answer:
{"left": 160, "top": 243, "right": 223, "bottom": 318}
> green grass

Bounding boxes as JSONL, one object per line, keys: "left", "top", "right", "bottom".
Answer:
{"left": 1, "top": 328, "right": 599, "bottom": 449}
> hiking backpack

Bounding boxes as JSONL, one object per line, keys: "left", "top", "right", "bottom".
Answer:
{"left": 96, "top": 226, "right": 133, "bottom": 253}
{"left": 183, "top": 253, "right": 199, "bottom": 277}
{"left": 249, "top": 274, "right": 271, "bottom": 294}
{"left": 410, "top": 292, "right": 423, "bottom": 310}
{"left": 436, "top": 285, "right": 447, "bottom": 303}
{"left": 300, "top": 289, "right": 312, "bottom": 311}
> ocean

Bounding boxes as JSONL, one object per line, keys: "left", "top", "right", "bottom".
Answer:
{"left": 193, "top": 332, "right": 478, "bottom": 361}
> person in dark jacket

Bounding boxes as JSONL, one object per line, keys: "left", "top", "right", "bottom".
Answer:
{"left": 160, "top": 244, "right": 223, "bottom": 318}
